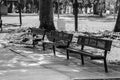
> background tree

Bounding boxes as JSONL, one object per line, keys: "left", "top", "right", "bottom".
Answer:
{"left": 98, "top": 0, "right": 105, "bottom": 17}
{"left": 39, "top": 0, "right": 55, "bottom": 31}
{"left": 115, "top": 0, "right": 120, "bottom": 13}
{"left": 83, "top": 0, "right": 91, "bottom": 14}
{"left": 114, "top": 2, "right": 120, "bottom": 32}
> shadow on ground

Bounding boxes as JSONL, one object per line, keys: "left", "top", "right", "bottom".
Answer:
{"left": 3, "top": 24, "right": 21, "bottom": 27}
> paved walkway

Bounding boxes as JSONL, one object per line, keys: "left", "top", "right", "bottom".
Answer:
{"left": 0, "top": 44, "right": 120, "bottom": 80}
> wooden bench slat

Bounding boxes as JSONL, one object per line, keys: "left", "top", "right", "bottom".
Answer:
{"left": 77, "top": 36, "right": 112, "bottom": 51}
{"left": 67, "top": 47, "right": 104, "bottom": 59}
{"left": 30, "top": 28, "right": 45, "bottom": 35}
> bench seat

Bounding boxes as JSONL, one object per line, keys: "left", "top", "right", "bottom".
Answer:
{"left": 67, "top": 47, "right": 105, "bottom": 59}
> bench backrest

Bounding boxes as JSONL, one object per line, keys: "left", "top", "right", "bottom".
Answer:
{"left": 77, "top": 36, "right": 112, "bottom": 51}
{"left": 29, "top": 28, "right": 46, "bottom": 40}
{"left": 46, "top": 30, "right": 73, "bottom": 46}
{"left": 62, "top": 32, "right": 73, "bottom": 42}
{"left": 29, "top": 28, "right": 45, "bottom": 35}
{"left": 46, "top": 30, "right": 57, "bottom": 42}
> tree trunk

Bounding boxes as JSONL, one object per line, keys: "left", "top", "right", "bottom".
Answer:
{"left": 114, "top": 6, "right": 120, "bottom": 32}
{"left": 73, "top": 0, "right": 78, "bottom": 31}
{"left": 99, "top": 9, "right": 103, "bottom": 17}
{"left": 93, "top": 3, "right": 99, "bottom": 15}
{"left": 8, "top": 3, "right": 13, "bottom": 13}
{"left": 99, "top": 0, "right": 105, "bottom": 17}
{"left": 39, "top": 0, "right": 55, "bottom": 31}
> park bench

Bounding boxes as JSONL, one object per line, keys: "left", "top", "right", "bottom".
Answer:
{"left": 66, "top": 35, "right": 112, "bottom": 73}
{"left": 29, "top": 28, "right": 46, "bottom": 47}
{"left": 43, "top": 30, "right": 73, "bottom": 56}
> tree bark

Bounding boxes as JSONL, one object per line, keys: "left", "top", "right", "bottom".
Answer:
{"left": 114, "top": 6, "right": 120, "bottom": 32}
{"left": 93, "top": 1, "right": 99, "bottom": 15}
{"left": 39, "top": 0, "right": 55, "bottom": 31}
{"left": 73, "top": 0, "right": 78, "bottom": 31}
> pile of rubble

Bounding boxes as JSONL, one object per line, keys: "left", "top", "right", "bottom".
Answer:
{"left": 4, "top": 28, "right": 120, "bottom": 47}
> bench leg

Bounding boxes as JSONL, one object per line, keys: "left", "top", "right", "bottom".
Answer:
{"left": 0, "top": 27, "right": 2, "bottom": 31}
{"left": 32, "top": 35, "right": 36, "bottom": 48}
{"left": 33, "top": 39, "right": 39, "bottom": 48}
{"left": 66, "top": 50, "right": 69, "bottom": 60}
{"left": 81, "top": 55, "right": 84, "bottom": 65}
{"left": 104, "top": 59, "right": 108, "bottom": 73}
{"left": 32, "top": 40, "right": 35, "bottom": 47}
{"left": 53, "top": 45, "right": 56, "bottom": 56}
{"left": 0, "top": 20, "right": 2, "bottom": 31}
{"left": 42, "top": 43, "right": 45, "bottom": 51}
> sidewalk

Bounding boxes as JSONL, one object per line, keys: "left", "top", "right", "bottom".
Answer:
{"left": 0, "top": 45, "right": 120, "bottom": 80}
